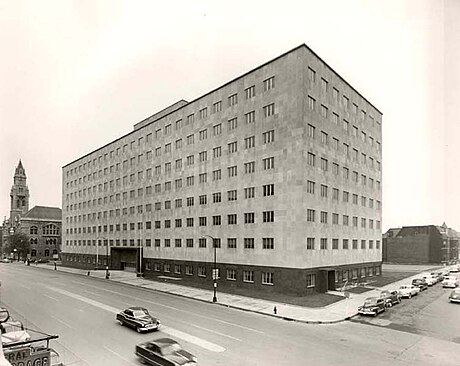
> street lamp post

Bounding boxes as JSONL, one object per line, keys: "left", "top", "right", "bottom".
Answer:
{"left": 202, "top": 235, "right": 217, "bottom": 302}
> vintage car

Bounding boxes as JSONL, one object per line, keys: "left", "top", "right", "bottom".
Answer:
{"left": 116, "top": 307, "right": 160, "bottom": 333}
{"left": 358, "top": 297, "right": 386, "bottom": 316}
{"left": 442, "top": 276, "right": 459, "bottom": 288}
{"left": 0, "top": 320, "right": 31, "bottom": 344}
{"left": 398, "top": 285, "right": 420, "bottom": 298}
{"left": 449, "top": 289, "right": 460, "bottom": 303}
{"left": 136, "top": 338, "right": 197, "bottom": 366}
{"left": 379, "top": 290, "right": 401, "bottom": 307}
{"left": 420, "top": 274, "right": 437, "bottom": 286}
{"left": 412, "top": 278, "right": 428, "bottom": 291}
{"left": 449, "top": 265, "right": 460, "bottom": 273}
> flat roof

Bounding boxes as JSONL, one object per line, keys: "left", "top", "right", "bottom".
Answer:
{"left": 63, "top": 43, "right": 382, "bottom": 169}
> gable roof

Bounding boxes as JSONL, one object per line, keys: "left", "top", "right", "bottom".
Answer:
{"left": 22, "top": 206, "right": 62, "bottom": 221}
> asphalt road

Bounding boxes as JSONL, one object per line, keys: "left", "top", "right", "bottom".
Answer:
{"left": 352, "top": 271, "right": 460, "bottom": 343}
{"left": 1, "top": 263, "right": 460, "bottom": 366}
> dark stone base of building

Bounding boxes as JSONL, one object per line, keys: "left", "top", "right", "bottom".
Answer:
{"left": 62, "top": 251, "right": 381, "bottom": 296}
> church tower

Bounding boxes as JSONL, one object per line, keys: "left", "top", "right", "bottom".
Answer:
{"left": 9, "top": 160, "right": 30, "bottom": 226}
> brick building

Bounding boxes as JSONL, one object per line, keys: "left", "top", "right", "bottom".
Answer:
{"left": 61, "top": 44, "right": 383, "bottom": 295}
{"left": 382, "top": 223, "right": 460, "bottom": 264}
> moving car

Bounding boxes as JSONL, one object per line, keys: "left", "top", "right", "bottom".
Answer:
{"left": 358, "top": 297, "right": 386, "bottom": 316}
{"left": 1, "top": 258, "right": 11, "bottom": 263}
{"left": 449, "top": 289, "right": 460, "bottom": 303}
{"left": 398, "top": 285, "right": 420, "bottom": 298}
{"left": 379, "top": 290, "right": 401, "bottom": 307}
{"left": 431, "top": 272, "right": 444, "bottom": 283}
{"left": 136, "top": 338, "right": 197, "bottom": 366}
{"left": 442, "top": 276, "right": 459, "bottom": 288}
{"left": 412, "top": 278, "right": 428, "bottom": 291}
{"left": 116, "top": 307, "right": 160, "bottom": 333}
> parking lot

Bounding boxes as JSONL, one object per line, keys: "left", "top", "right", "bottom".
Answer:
{"left": 353, "top": 270, "right": 460, "bottom": 344}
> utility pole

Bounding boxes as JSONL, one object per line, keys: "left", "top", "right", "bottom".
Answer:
{"left": 202, "top": 234, "right": 217, "bottom": 302}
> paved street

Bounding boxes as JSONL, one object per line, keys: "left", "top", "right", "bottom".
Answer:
{"left": 353, "top": 271, "right": 460, "bottom": 343}
{"left": 1, "top": 263, "right": 460, "bottom": 365}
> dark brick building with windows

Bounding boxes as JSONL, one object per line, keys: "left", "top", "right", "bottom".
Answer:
{"left": 383, "top": 223, "right": 460, "bottom": 264}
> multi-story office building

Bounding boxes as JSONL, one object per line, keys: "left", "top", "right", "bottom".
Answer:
{"left": 62, "top": 44, "right": 382, "bottom": 295}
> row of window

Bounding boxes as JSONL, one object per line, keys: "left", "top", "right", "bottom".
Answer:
{"left": 306, "top": 210, "right": 381, "bottom": 229}
{"left": 65, "top": 124, "right": 277, "bottom": 190}
{"left": 307, "top": 65, "right": 380, "bottom": 128}
{"left": 66, "top": 183, "right": 278, "bottom": 215}
{"left": 30, "top": 238, "right": 59, "bottom": 245}
{"left": 29, "top": 224, "right": 60, "bottom": 235}
{"left": 66, "top": 76, "right": 275, "bottom": 176}
{"left": 335, "top": 266, "right": 381, "bottom": 283}
{"left": 65, "top": 237, "right": 381, "bottom": 251}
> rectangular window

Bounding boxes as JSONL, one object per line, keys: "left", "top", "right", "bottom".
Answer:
{"left": 244, "top": 238, "right": 254, "bottom": 249}
{"left": 262, "top": 272, "right": 274, "bottom": 285}
{"left": 332, "top": 239, "right": 339, "bottom": 250}
{"left": 245, "top": 111, "right": 255, "bottom": 124}
{"left": 213, "top": 123, "right": 222, "bottom": 136}
{"left": 263, "top": 130, "right": 274, "bottom": 144}
{"left": 262, "top": 238, "right": 274, "bottom": 249}
{"left": 263, "top": 76, "right": 275, "bottom": 91}
{"left": 228, "top": 93, "right": 238, "bottom": 106}
{"left": 263, "top": 103, "right": 275, "bottom": 117}
{"left": 244, "top": 136, "right": 255, "bottom": 149}
{"left": 263, "top": 184, "right": 274, "bottom": 196}
{"left": 307, "top": 152, "right": 315, "bottom": 166}
{"left": 228, "top": 141, "right": 237, "bottom": 153}
{"left": 307, "top": 180, "right": 315, "bottom": 194}
{"left": 199, "top": 129, "right": 207, "bottom": 140}
{"left": 243, "top": 270, "right": 254, "bottom": 283}
{"left": 320, "top": 211, "right": 328, "bottom": 224}
{"left": 308, "top": 95, "right": 316, "bottom": 110}
{"left": 263, "top": 157, "right": 274, "bottom": 170}
{"left": 244, "top": 187, "right": 255, "bottom": 199}
{"left": 306, "top": 237, "right": 315, "bottom": 250}
{"left": 244, "top": 212, "right": 255, "bottom": 224}
{"left": 228, "top": 117, "right": 238, "bottom": 131}
{"left": 213, "top": 101, "right": 222, "bottom": 113}
{"left": 213, "top": 192, "right": 221, "bottom": 203}
{"left": 245, "top": 85, "right": 255, "bottom": 99}
{"left": 227, "top": 238, "right": 237, "bottom": 249}
{"left": 213, "top": 215, "right": 221, "bottom": 225}
{"left": 228, "top": 190, "right": 237, "bottom": 201}
{"left": 244, "top": 161, "right": 255, "bottom": 174}
{"left": 307, "top": 274, "right": 316, "bottom": 288}
{"left": 307, "top": 209, "right": 315, "bottom": 222}
{"left": 199, "top": 107, "right": 208, "bottom": 119}
{"left": 308, "top": 67, "right": 316, "bottom": 82}
{"left": 320, "top": 238, "right": 327, "bottom": 249}
{"left": 227, "top": 269, "right": 237, "bottom": 280}
{"left": 227, "top": 214, "right": 237, "bottom": 225}
{"left": 212, "top": 169, "right": 221, "bottom": 181}
{"left": 228, "top": 165, "right": 237, "bottom": 177}
{"left": 263, "top": 210, "right": 274, "bottom": 223}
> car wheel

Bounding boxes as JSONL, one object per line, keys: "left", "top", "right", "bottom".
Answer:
{"left": 373, "top": 312, "right": 378, "bottom": 317}
{"left": 387, "top": 302, "right": 392, "bottom": 308}
{"left": 118, "top": 320, "right": 124, "bottom": 326}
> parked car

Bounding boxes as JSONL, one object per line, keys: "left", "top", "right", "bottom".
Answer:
{"left": 379, "top": 290, "right": 401, "bottom": 307}
{"left": 116, "top": 307, "right": 160, "bottom": 333}
{"left": 0, "top": 320, "right": 31, "bottom": 345}
{"left": 442, "top": 276, "right": 459, "bottom": 288}
{"left": 398, "top": 285, "right": 420, "bottom": 298}
{"left": 431, "top": 272, "right": 444, "bottom": 283}
{"left": 0, "top": 258, "right": 11, "bottom": 263}
{"left": 136, "top": 338, "right": 197, "bottom": 366}
{"left": 358, "top": 297, "right": 386, "bottom": 316}
{"left": 449, "top": 289, "right": 460, "bottom": 303}
{"left": 421, "top": 274, "right": 437, "bottom": 286}
{"left": 412, "top": 278, "right": 428, "bottom": 291}
{"left": 449, "top": 265, "right": 460, "bottom": 273}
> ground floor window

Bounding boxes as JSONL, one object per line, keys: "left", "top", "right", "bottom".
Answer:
{"left": 352, "top": 269, "right": 358, "bottom": 279}
{"left": 227, "top": 269, "right": 236, "bottom": 280}
{"left": 146, "top": 262, "right": 151, "bottom": 270}
{"left": 185, "top": 265, "right": 193, "bottom": 275}
{"left": 243, "top": 270, "right": 254, "bottom": 283}
{"left": 154, "top": 263, "right": 161, "bottom": 272}
{"left": 307, "top": 274, "right": 316, "bottom": 288}
{"left": 198, "top": 266, "right": 206, "bottom": 277}
{"left": 174, "top": 265, "right": 181, "bottom": 274}
{"left": 361, "top": 268, "right": 366, "bottom": 278}
{"left": 375, "top": 266, "right": 381, "bottom": 276}
{"left": 261, "top": 272, "right": 274, "bottom": 285}
{"left": 164, "top": 264, "right": 170, "bottom": 273}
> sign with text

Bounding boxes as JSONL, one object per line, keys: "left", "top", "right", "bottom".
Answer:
{"left": 4, "top": 346, "right": 50, "bottom": 366}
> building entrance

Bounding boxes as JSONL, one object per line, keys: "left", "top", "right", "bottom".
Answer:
{"left": 111, "top": 248, "right": 142, "bottom": 273}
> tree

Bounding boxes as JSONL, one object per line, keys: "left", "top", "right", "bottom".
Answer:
{"left": 5, "top": 232, "right": 30, "bottom": 260}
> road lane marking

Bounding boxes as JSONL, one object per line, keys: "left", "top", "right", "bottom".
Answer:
{"left": 44, "top": 294, "right": 59, "bottom": 301}
{"left": 104, "top": 346, "right": 138, "bottom": 366}
{"left": 47, "top": 285, "right": 226, "bottom": 353}
{"left": 50, "top": 315, "right": 71, "bottom": 328}
{"left": 70, "top": 281, "right": 265, "bottom": 334}
{"left": 189, "top": 323, "right": 242, "bottom": 341}
{"left": 161, "top": 327, "right": 225, "bottom": 352}
{"left": 18, "top": 284, "right": 32, "bottom": 290}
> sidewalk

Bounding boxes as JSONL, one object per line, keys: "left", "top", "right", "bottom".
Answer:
{"left": 29, "top": 262, "right": 448, "bottom": 324}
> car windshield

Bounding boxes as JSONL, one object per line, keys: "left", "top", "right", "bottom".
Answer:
{"left": 400, "top": 286, "right": 409, "bottom": 289}
{"left": 132, "top": 310, "right": 148, "bottom": 318}
{"left": 364, "top": 298, "right": 377, "bottom": 305}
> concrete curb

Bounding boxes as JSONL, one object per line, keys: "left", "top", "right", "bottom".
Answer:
{"left": 28, "top": 264, "right": 355, "bottom": 324}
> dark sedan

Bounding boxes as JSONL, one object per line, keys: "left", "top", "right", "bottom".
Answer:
{"left": 116, "top": 307, "right": 160, "bottom": 333}
{"left": 379, "top": 290, "right": 401, "bottom": 307}
{"left": 136, "top": 338, "right": 197, "bottom": 366}
{"left": 412, "top": 278, "right": 428, "bottom": 291}
{"left": 358, "top": 297, "right": 386, "bottom": 316}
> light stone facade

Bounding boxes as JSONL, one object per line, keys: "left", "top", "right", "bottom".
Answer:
{"left": 61, "top": 45, "right": 382, "bottom": 294}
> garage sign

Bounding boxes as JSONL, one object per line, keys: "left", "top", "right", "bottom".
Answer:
{"left": 4, "top": 347, "right": 50, "bottom": 366}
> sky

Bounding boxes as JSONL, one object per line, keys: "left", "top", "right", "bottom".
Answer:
{"left": 0, "top": 0, "right": 458, "bottom": 232}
